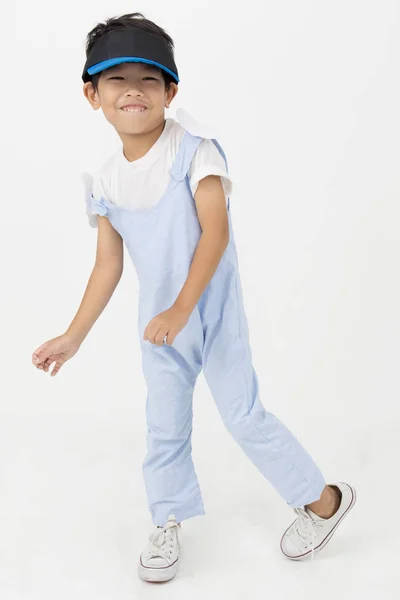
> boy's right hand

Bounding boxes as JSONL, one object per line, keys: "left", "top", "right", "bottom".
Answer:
{"left": 32, "top": 334, "right": 81, "bottom": 377}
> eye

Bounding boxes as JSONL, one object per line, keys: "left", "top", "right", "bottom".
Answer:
{"left": 108, "top": 76, "right": 158, "bottom": 80}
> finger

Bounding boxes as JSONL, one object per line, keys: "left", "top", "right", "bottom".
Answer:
{"left": 147, "top": 325, "right": 159, "bottom": 344}
{"left": 154, "top": 328, "right": 168, "bottom": 346}
{"left": 33, "top": 344, "right": 49, "bottom": 365}
{"left": 44, "top": 358, "right": 55, "bottom": 372}
{"left": 143, "top": 323, "right": 154, "bottom": 342}
{"left": 33, "top": 353, "right": 43, "bottom": 366}
{"left": 34, "top": 357, "right": 45, "bottom": 368}
{"left": 37, "top": 355, "right": 53, "bottom": 372}
{"left": 50, "top": 360, "right": 63, "bottom": 377}
{"left": 33, "top": 349, "right": 42, "bottom": 362}
{"left": 167, "top": 328, "right": 179, "bottom": 345}
{"left": 33, "top": 344, "right": 47, "bottom": 359}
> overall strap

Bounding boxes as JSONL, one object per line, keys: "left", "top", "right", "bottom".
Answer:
{"left": 210, "top": 138, "right": 229, "bottom": 173}
{"left": 169, "top": 131, "right": 203, "bottom": 182}
{"left": 170, "top": 130, "right": 231, "bottom": 210}
{"left": 210, "top": 138, "right": 230, "bottom": 210}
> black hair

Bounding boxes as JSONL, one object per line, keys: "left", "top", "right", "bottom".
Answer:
{"left": 84, "top": 12, "right": 176, "bottom": 92}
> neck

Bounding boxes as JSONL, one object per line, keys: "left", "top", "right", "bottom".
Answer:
{"left": 120, "top": 118, "right": 167, "bottom": 162}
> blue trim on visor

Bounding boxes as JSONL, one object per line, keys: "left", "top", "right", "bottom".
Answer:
{"left": 87, "top": 57, "right": 180, "bottom": 83}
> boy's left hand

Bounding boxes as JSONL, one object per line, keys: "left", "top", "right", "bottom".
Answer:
{"left": 143, "top": 304, "right": 191, "bottom": 346}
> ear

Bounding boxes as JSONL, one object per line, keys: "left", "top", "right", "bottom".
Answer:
{"left": 166, "top": 83, "right": 179, "bottom": 108}
{"left": 83, "top": 81, "right": 101, "bottom": 110}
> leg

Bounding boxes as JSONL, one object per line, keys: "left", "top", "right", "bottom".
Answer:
{"left": 141, "top": 341, "right": 205, "bottom": 526}
{"left": 306, "top": 484, "right": 342, "bottom": 518}
{"left": 202, "top": 317, "right": 326, "bottom": 508}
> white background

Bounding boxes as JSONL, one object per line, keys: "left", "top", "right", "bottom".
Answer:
{"left": 4, "top": 1, "right": 400, "bottom": 598}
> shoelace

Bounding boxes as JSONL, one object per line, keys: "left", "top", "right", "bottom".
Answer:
{"left": 293, "top": 507, "right": 318, "bottom": 561}
{"left": 145, "top": 515, "right": 179, "bottom": 563}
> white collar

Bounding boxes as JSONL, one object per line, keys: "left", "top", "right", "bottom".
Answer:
{"left": 175, "top": 107, "right": 219, "bottom": 139}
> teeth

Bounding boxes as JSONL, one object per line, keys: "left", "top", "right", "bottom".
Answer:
{"left": 122, "top": 107, "right": 146, "bottom": 112}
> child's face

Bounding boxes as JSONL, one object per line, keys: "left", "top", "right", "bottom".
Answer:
{"left": 83, "top": 62, "right": 178, "bottom": 133}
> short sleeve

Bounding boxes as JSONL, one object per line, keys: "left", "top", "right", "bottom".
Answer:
{"left": 188, "top": 138, "right": 233, "bottom": 206}
{"left": 80, "top": 171, "right": 108, "bottom": 228}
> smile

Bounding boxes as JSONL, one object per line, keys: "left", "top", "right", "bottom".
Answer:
{"left": 121, "top": 107, "right": 147, "bottom": 112}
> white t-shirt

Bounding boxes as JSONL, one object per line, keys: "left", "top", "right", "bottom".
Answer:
{"left": 84, "top": 108, "right": 232, "bottom": 227}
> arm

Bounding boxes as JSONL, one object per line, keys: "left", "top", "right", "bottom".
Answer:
{"left": 174, "top": 174, "right": 229, "bottom": 313}
{"left": 65, "top": 215, "right": 124, "bottom": 345}
{"left": 143, "top": 174, "right": 230, "bottom": 346}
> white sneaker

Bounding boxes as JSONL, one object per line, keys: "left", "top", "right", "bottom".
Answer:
{"left": 280, "top": 481, "right": 357, "bottom": 560}
{"left": 138, "top": 514, "right": 180, "bottom": 582}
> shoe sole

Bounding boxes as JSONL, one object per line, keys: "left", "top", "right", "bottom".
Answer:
{"left": 281, "top": 482, "right": 357, "bottom": 561}
{"left": 138, "top": 559, "right": 179, "bottom": 582}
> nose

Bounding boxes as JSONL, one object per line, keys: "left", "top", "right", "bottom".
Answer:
{"left": 123, "top": 80, "right": 145, "bottom": 96}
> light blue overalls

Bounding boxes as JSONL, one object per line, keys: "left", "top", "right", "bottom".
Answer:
{"left": 89, "top": 125, "right": 326, "bottom": 526}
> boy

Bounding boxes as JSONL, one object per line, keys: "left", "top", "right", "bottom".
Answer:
{"left": 32, "top": 12, "right": 356, "bottom": 583}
